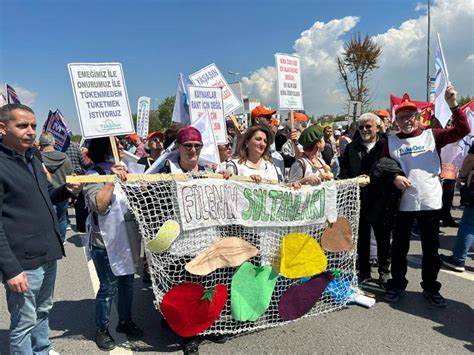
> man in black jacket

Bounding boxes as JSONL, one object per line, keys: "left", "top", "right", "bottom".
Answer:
{"left": 341, "top": 112, "right": 391, "bottom": 287}
{"left": 0, "top": 104, "right": 80, "bottom": 354}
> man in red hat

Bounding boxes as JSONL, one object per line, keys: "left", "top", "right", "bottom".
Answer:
{"left": 375, "top": 109, "right": 391, "bottom": 133}
{"left": 250, "top": 104, "right": 285, "bottom": 181}
{"left": 251, "top": 105, "right": 277, "bottom": 126}
{"left": 383, "top": 85, "right": 470, "bottom": 307}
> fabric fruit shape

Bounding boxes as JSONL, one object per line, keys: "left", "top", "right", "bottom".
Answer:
{"left": 160, "top": 282, "right": 227, "bottom": 337}
{"left": 278, "top": 271, "right": 334, "bottom": 321}
{"left": 320, "top": 217, "right": 353, "bottom": 252}
{"left": 280, "top": 233, "right": 327, "bottom": 278}
{"left": 185, "top": 237, "right": 258, "bottom": 276}
{"left": 146, "top": 220, "right": 180, "bottom": 253}
{"left": 231, "top": 262, "right": 278, "bottom": 321}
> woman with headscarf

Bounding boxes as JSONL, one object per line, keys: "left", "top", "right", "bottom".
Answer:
{"left": 159, "top": 126, "right": 210, "bottom": 174}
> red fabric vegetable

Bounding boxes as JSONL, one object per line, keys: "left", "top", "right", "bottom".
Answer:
{"left": 160, "top": 282, "right": 228, "bottom": 337}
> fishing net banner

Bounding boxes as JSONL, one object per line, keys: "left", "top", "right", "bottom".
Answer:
{"left": 117, "top": 175, "right": 361, "bottom": 336}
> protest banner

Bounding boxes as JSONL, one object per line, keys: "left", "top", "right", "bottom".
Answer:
{"left": 68, "top": 62, "right": 135, "bottom": 139}
{"left": 275, "top": 53, "right": 304, "bottom": 111}
{"left": 175, "top": 179, "right": 337, "bottom": 231}
{"left": 137, "top": 96, "right": 151, "bottom": 139}
{"left": 189, "top": 63, "right": 242, "bottom": 116}
{"left": 188, "top": 85, "right": 227, "bottom": 144}
{"left": 111, "top": 176, "right": 360, "bottom": 336}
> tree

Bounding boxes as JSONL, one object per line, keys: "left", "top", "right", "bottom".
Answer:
{"left": 458, "top": 95, "right": 473, "bottom": 107}
{"left": 337, "top": 33, "right": 382, "bottom": 111}
{"left": 132, "top": 96, "right": 176, "bottom": 134}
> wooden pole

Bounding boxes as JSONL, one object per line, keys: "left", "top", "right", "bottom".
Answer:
{"left": 290, "top": 110, "right": 294, "bottom": 131}
{"left": 109, "top": 136, "right": 120, "bottom": 164}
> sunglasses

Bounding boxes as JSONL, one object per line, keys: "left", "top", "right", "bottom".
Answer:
{"left": 219, "top": 144, "right": 231, "bottom": 150}
{"left": 358, "top": 125, "right": 373, "bottom": 130}
{"left": 181, "top": 143, "right": 203, "bottom": 150}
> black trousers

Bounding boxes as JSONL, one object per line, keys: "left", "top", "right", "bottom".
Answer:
{"left": 441, "top": 179, "right": 456, "bottom": 221}
{"left": 357, "top": 209, "right": 391, "bottom": 278}
{"left": 387, "top": 210, "right": 442, "bottom": 292}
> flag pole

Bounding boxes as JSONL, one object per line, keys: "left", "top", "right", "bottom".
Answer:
{"left": 426, "top": 0, "right": 431, "bottom": 101}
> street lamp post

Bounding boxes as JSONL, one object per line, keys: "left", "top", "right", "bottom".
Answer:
{"left": 228, "top": 71, "right": 240, "bottom": 82}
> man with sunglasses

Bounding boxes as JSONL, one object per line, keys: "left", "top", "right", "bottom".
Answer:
{"left": 383, "top": 85, "right": 470, "bottom": 307}
{"left": 340, "top": 112, "right": 390, "bottom": 287}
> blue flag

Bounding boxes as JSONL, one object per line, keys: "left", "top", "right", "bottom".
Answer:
{"left": 171, "top": 73, "right": 191, "bottom": 125}
{"left": 6, "top": 84, "right": 21, "bottom": 104}
{"left": 43, "top": 109, "right": 72, "bottom": 152}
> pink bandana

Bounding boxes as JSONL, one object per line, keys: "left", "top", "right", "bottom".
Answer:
{"left": 177, "top": 127, "right": 202, "bottom": 144}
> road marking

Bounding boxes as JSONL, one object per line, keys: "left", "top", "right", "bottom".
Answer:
{"left": 85, "top": 253, "right": 133, "bottom": 354}
{"left": 407, "top": 255, "right": 474, "bottom": 281}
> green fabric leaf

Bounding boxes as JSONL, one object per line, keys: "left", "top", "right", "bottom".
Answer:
{"left": 231, "top": 262, "right": 278, "bottom": 322}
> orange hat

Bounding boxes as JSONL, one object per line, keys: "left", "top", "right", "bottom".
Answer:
{"left": 147, "top": 131, "right": 164, "bottom": 142}
{"left": 293, "top": 112, "right": 308, "bottom": 123}
{"left": 128, "top": 133, "right": 139, "bottom": 141}
{"left": 375, "top": 109, "right": 390, "bottom": 118}
{"left": 395, "top": 95, "right": 418, "bottom": 115}
{"left": 251, "top": 105, "right": 276, "bottom": 120}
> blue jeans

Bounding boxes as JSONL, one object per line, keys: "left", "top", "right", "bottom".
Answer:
{"left": 90, "top": 246, "right": 134, "bottom": 330}
{"left": 54, "top": 200, "right": 68, "bottom": 243}
{"left": 5, "top": 261, "right": 57, "bottom": 355}
{"left": 452, "top": 207, "right": 474, "bottom": 263}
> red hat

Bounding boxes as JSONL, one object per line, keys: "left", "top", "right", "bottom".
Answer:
{"left": 147, "top": 131, "right": 164, "bottom": 142}
{"left": 251, "top": 105, "right": 276, "bottom": 120}
{"left": 395, "top": 94, "right": 418, "bottom": 115}
{"left": 375, "top": 109, "right": 390, "bottom": 118}
{"left": 293, "top": 112, "right": 308, "bottom": 123}
{"left": 128, "top": 133, "right": 139, "bottom": 141}
{"left": 176, "top": 126, "right": 202, "bottom": 144}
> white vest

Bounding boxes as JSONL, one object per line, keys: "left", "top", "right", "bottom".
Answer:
{"left": 388, "top": 129, "right": 442, "bottom": 211}
{"left": 227, "top": 159, "right": 280, "bottom": 182}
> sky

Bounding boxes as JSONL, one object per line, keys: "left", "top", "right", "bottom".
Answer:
{"left": 1, "top": 0, "right": 473, "bottom": 134}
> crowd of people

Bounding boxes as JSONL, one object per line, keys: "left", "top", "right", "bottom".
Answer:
{"left": 1, "top": 83, "right": 473, "bottom": 354}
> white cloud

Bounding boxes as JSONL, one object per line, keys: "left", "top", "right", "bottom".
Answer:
{"left": 0, "top": 82, "right": 37, "bottom": 107}
{"left": 242, "top": 0, "right": 474, "bottom": 117}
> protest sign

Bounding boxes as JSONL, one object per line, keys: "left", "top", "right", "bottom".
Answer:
{"left": 189, "top": 63, "right": 242, "bottom": 116}
{"left": 188, "top": 85, "right": 227, "bottom": 144}
{"left": 175, "top": 179, "right": 337, "bottom": 231}
{"left": 137, "top": 96, "right": 151, "bottom": 139}
{"left": 275, "top": 53, "right": 304, "bottom": 110}
{"left": 68, "top": 62, "right": 135, "bottom": 139}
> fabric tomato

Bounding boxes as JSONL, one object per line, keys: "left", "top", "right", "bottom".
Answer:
{"left": 160, "top": 282, "right": 228, "bottom": 337}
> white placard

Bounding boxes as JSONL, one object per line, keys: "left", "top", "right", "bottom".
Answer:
{"left": 275, "top": 53, "right": 304, "bottom": 110}
{"left": 189, "top": 63, "right": 242, "bottom": 116}
{"left": 176, "top": 179, "right": 337, "bottom": 231}
{"left": 188, "top": 85, "right": 227, "bottom": 144}
{"left": 137, "top": 96, "right": 151, "bottom": 139}
{"left": 68, "top": 62, "right": 135, "bottom": 139}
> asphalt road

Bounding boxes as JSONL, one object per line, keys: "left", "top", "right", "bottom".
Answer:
{"left": 1, "top": 202, "right": 473, "bottom": 354}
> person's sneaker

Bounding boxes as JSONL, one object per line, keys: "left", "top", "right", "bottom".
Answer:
{"left": 116, "top": 320, "right": 144, "bottom": 338}
{"left": 422, "top": 290, "right": 447, "bottom": 307}
{"left": 206, "top": 333, "right": 228, "bottom": 344}
{"left": 95, "top": 329, "right": 115, "bottom": 351}
{"left": 66, "top": 224, "right": 72, "bottom": 231}
{"left": 183, "top": 337, "right": 200, "bottom": 355}
{"left": 377, "top": 275, "right": 389, "bottom": 290}
{"left": 357, "top": 273, "right": 372, "bottom": 286}
{"left": 440, "top": 254, "right": 465, "bottom": 272}
{"left": 384, "top": 289, "right": 406, "bottom": 303}
{"left": 48, "top": 350, "right": 60, "bottom": 355}
{"left": 442, "top": 219, "right": 459, "bottom": 228}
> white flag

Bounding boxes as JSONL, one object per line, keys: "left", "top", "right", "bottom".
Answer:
{"left": 145, "top": 111, "right": 220, "bottom": 174}
{"left": 434, "top": 33, "right": 452, "bottom": 127}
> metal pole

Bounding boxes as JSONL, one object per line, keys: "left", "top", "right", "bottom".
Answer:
{"left": 426, "top": 0, "right": 431, "bottom": 101}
